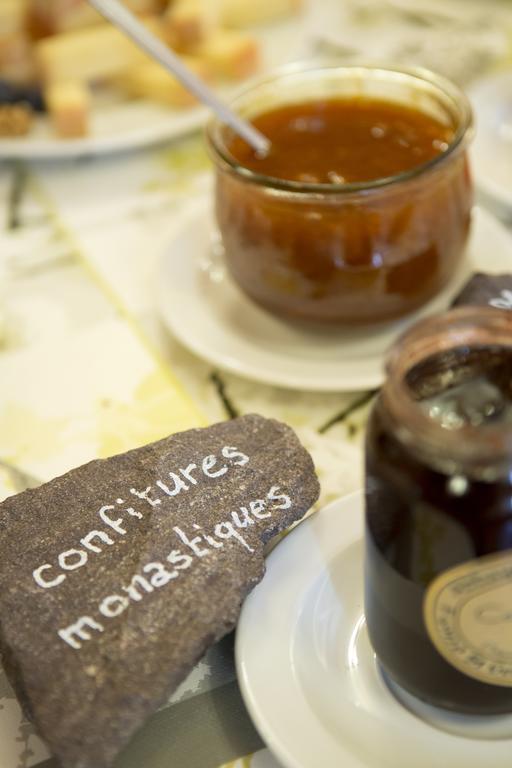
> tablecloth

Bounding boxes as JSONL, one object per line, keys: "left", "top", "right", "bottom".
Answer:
{"left": 1, "top": 1, "right": 512, "bottom": 766}
{"left": 0, "top": 139, "right": 367, "bottom": 768}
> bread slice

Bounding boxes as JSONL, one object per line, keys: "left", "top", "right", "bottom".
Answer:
{"left": 35, "top": 18, "right": 163, "bottom": 84}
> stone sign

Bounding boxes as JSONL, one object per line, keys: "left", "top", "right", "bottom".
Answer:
{"left": 0, "top": 414, "right": 320, "bottom": 768}
{"left": 451, "top": 272, "right": 512, "bottom": 311}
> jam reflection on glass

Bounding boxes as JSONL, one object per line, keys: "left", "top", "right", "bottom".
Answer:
{"left": 213, "top": 93, "right": 472, "bottom": 325}
{"left": 366, "top": 340, "right": 512, "bottom": 715}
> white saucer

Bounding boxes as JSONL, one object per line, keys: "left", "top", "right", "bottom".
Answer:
{"left": 235, "top": 492, "right": 512, "bottom": 768}
{"left": 158, "top": 202, "right": 512, "bottom": 392}
{"left": 470, "top": 71, "right": 512, "bottom": 216}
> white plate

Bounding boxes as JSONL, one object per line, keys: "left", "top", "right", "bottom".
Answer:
{"left": 470, "top": 71, "right": 512, "bottom": 215}
{"left": 157, "top": 202, "right": 512, "bottom": 392}
{"left": 0, "top": 94, "right": 209, "bottom": 160}
{"left": 0, "top": 15, "right": 307, "bottom": 160}
{"left": 235, "top": 492, "right": 512, "bottom": 768}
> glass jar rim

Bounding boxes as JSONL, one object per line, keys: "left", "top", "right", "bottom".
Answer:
{"left": 382, "top": 306, "right": 512, "bottom": 474}
{"left": 205, "top": 61, "right": 473, "bottom": 196}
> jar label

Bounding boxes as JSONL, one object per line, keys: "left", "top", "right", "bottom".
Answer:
{"left": 424, "top": 551, "right": 512, "bottom": 687}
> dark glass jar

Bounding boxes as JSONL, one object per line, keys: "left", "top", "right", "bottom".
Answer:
{"left": 365, "top": 307, "right": 512, "bottom": 716}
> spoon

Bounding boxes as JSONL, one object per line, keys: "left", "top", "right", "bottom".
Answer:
{"left": 88, "top": 0, "right": 271, "bottom": 155}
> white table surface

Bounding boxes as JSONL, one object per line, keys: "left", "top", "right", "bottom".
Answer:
{"left": 1, "top": 1, "right": 512, "bottom": 766}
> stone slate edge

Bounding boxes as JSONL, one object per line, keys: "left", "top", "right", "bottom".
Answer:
{"left": 0, "top": 415, "right": 320, "bottom": 768}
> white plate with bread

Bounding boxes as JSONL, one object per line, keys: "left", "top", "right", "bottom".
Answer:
{"left": 0, "top": 0, "right": 308, "bottom": 159}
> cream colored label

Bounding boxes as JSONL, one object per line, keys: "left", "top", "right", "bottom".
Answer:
{"left": 424, "top": 551, "right": 512, "bottom": 687}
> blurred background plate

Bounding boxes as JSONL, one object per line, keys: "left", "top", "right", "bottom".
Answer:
{"left": 0, "top": 12, "right": 309, "bottom": 161}
{"left": 470, "top": 70, "right": 512, "bottom": 218}
{"left": 157, "top": 202, "right": 512, "bottom": 393}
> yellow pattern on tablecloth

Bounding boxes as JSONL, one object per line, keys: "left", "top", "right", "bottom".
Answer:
{"left": 0, "top": 318, "right": 204, "bottom": 496}
{"left": 221, "top": 757, "right": 254, "bottom": 768}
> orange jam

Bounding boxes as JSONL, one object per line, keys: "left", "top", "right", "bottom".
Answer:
{"left": 227, "top": 98, "right": 455, "bottom": 184}
{"left": 213, "top": 97, "right": 472, "bottom": 325}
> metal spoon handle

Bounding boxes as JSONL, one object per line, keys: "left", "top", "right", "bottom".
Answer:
{"left": 88, "top": 0, "right": 270, "bottom": 155}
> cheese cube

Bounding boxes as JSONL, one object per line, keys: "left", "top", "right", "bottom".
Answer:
{"left": 45, "top": 80, "right": 90, "bottom": 138}
{"left": 194, "top": 29, "right": 260, "bottom": 80}
{"left": 163, "top": 0, "right": 218, "bottom": 52}
{"left": 220, "top": 0, "right": 303, "bottom": 28}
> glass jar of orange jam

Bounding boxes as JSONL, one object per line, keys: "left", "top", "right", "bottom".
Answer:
{"left": 207, "top": 64, "right": 473, "bottom": 326}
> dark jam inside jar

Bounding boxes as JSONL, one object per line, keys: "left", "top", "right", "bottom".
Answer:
{"left": 365, "top": 344, "right": 512, "bottom": 714}
{"left": 213, "top": 91, "right": 472, "bottom": 325}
